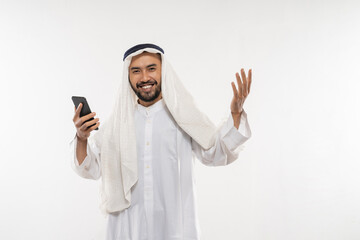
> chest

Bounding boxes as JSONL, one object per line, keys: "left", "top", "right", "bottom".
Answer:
{"left": 134, "top": 108, "right": 178, "bottom": 158}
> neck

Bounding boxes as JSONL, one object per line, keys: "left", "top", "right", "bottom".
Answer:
{"left": 138, "top": 93, "right": 163, "bottom": 107}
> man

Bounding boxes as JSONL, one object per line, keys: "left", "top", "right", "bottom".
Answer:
{"left": 71, "top": 43, "right": 252, "bottom": 240}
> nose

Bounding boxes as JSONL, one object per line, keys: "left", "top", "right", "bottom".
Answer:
{"left": 141, "top": 71, "right": 151, "bottom": 82}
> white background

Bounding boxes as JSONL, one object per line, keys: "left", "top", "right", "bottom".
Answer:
{"left": 1, "top": 0, "right": 359, "bottom": 239}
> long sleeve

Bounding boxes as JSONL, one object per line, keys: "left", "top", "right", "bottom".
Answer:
{"left": 70, "top": 136, "right": 102, "bottom": 180}
{"left": 192, "top": 110, "right": 251, "bottom": 166}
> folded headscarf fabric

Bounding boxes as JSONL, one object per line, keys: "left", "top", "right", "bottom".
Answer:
{"left": 93, "top": 44, "right": 217, "bottom": 213}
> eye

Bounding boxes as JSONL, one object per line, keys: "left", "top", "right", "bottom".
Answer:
{"left": 132, "top": 70, "right": 140, "bottom": 74}
{"left": 149, "top": 67, "right": 156, "bottom": 71}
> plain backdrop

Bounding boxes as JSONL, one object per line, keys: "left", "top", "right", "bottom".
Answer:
{"left": 1, "top": 0, "right": 359, "bottom": 239}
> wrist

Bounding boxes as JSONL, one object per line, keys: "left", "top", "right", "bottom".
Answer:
{"left": 231, "top": 112, "right": 242, "bottom": 129}
{"left": 231, "top": 110, "right": 243, "bottom": 116}
{"left": 76, "top": 134, "right": 88, "bottom": 144}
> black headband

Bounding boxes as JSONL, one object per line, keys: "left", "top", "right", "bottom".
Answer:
{"left": 123, "top": 43, "right": 164, "bottom": 61}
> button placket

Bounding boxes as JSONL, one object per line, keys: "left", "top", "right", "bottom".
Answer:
{"left": 144, "top": 114, "right": 152, "bottom": 172}
{"left": 143, "top": 110, "right": 154, "bottom": 239}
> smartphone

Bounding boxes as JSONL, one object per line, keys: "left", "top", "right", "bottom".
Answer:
{"left": 72, "top": 96, "right": 99, "bottom": 130}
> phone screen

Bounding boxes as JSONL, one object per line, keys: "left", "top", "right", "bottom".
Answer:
{"left": 72, "top": 96, "right": 98, "bottom": 130}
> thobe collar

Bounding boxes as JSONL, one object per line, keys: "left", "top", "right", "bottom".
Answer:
{"left": 136, "top": 99, "right": 166, "bottom": 117}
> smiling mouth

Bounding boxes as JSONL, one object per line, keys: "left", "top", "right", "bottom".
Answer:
{"left": 139, "top": 84, "right": 154, "bottom": 89}
{"left": 137, "top": 81, "right": 157, "bottom": 89}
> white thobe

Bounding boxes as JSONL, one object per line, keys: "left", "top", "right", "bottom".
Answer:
{"left": 70, "top": 99, "right": 251, "bottom": 240}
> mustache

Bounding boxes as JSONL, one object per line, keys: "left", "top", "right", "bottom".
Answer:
{"left": 136, "top": 80, "right": 158, "bottom": 88}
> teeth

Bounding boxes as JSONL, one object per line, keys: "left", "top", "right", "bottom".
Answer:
{"left": 142, "top": 85, "right": 152, "bottom": 89}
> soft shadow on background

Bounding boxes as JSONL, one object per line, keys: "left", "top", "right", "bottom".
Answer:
{"left": 1, "top": 0, "right": 359, "bottom": 239}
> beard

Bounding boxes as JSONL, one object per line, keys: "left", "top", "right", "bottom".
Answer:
{"left": 129, "top": 79, "right": 162, "bottom": 102}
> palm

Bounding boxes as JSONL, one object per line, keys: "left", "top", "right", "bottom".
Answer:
{"left": 231, "top": 68, "right": 252, "bottom": 114}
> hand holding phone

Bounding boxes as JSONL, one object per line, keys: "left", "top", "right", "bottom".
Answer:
{"left": 72, "top": 96, "right": 100, "bottom": 141}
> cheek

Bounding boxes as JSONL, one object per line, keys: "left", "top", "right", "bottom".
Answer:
{"left": 129, "top": 75, "right": 139, "bottom": 86}
{"left": 153, "top": 71, "right": 162, "bottom": 82}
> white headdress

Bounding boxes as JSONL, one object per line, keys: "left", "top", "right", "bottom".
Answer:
{"left": 93, "top": 44, "right": 217, "bottom": 213}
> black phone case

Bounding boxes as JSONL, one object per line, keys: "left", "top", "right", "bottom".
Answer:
{"left": 72, "top": 96, "right": 98, "bottom": 130}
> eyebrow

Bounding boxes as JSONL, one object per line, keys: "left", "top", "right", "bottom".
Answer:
{"left": 130, "top": 64, "right": 157, "bottom": 71}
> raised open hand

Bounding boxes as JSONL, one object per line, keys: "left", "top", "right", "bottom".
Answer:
{"left": 231, "top": 68, "right": 252, "bottom": 115}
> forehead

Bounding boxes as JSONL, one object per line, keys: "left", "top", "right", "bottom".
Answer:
{"left": 129, "top": 52, "right": 162, "bottom": 67}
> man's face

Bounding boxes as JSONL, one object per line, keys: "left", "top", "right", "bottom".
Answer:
{"left": 128, "top": 52, "right": 162, "bottom": 106}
